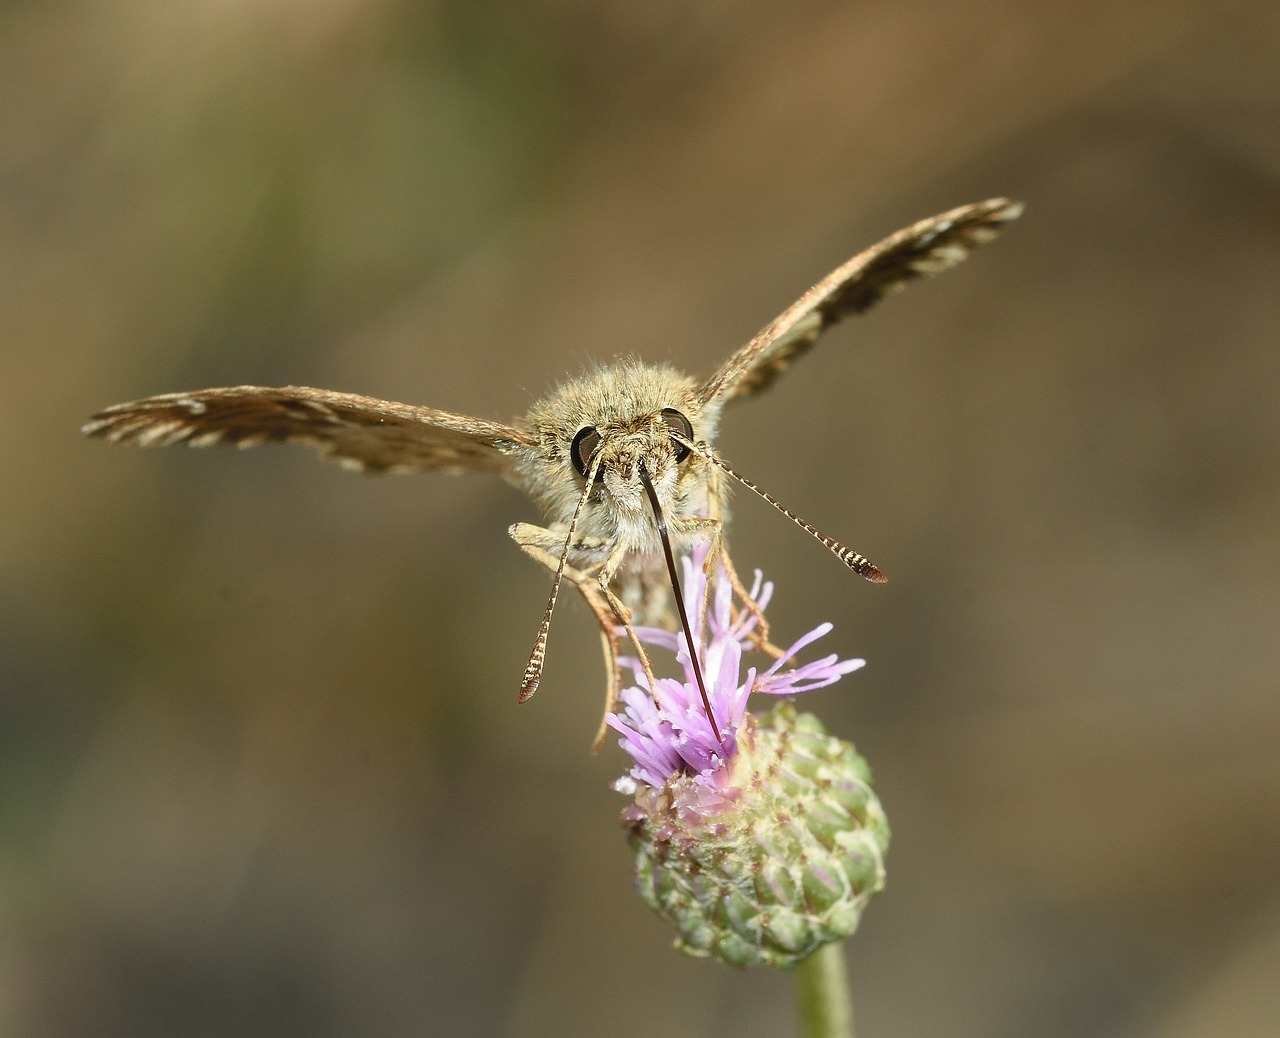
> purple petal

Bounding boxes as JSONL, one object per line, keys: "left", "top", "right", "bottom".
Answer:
{"left": 609, "top": 550, "right": 865, "bottom": 788}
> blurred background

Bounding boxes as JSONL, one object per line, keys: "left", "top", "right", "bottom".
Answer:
{"left": 2, "top": 1, "right": 1278, "bottom": 1035}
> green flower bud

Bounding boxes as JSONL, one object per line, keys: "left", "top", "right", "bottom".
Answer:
{"left": 623, "top": 703, "right": 889, "bottom": 969}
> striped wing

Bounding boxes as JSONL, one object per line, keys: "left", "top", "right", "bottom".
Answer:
{"left": 83, "top": 385, "right": 534, "bottom": 475}
{"left": 698, "top": 198, "right": 1022, "bottom": 406}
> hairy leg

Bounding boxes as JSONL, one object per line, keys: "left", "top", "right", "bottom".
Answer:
{"left": 510, "top": 523, "right": 621, "bottom": 750}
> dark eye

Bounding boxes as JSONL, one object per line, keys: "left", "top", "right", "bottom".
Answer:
{"left": 570, "top": 426, "right": 602, "bottom": 479}
{"left": 660, "top": 408, "right": 694, "bottom": 461}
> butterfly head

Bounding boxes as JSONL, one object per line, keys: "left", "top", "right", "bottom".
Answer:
{"left": 568, "top": 405, "right": 695, "bottom": 508}
{"left": 518, "top": 362, "right": 720, "bottom": 534}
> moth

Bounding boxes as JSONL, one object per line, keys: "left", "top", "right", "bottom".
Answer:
{"left": 84, "top": 198, "right": 1021, "bottom": 744}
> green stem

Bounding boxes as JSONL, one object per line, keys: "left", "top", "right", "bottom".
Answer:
{"left": 794, "top": 941, "right": 853, "bottom": 1038}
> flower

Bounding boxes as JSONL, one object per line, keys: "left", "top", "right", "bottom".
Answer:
{"left": 608, "top": 548, "right": 890, "bottom": 969}
{"left": 608, "top": 547, "right": 865, "bottom": 791}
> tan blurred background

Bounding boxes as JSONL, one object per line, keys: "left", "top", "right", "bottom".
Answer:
{"left": 3, "top": 1, "right": 1278, "bottom": 1035}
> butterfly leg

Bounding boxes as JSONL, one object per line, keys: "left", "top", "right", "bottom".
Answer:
{"left": 718, "top": 549, "right": 786, "bottom": 660}
{"left": 669, "top": 515, "right": 783, "bottom": 659}
{"left": 593, "top": 542, "right": 663, "bottom": 717}
{"left": 667, "top": 514, "right": 723, "bottom": 636}
{"left": 697, "top": 463, "right": 779, "bottom": 655}
{"left": 509, "top": 521, "right": 611, "bottom": 563}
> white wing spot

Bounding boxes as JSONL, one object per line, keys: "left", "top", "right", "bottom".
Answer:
{"left": 136, "top": 421, "right": 183, "bottom": 446}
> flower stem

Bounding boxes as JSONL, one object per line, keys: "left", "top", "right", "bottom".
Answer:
{"left": 794, "top": 941, "right": 854, "bottom": 1038}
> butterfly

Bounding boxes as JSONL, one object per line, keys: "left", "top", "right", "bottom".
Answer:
{"left": 84, "top": 198, "right": 1021, "bottom": 744}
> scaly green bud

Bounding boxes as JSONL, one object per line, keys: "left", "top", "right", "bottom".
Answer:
{"left": 622, "top": 703, "right": 889, "bottom": 969}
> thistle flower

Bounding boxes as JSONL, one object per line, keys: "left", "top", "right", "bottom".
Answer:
{"left": 608, "top": 548, "right": 890, "bottom": 969}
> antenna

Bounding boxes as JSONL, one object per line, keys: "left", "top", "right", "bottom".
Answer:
{"left": 677, "top": 435, "right": 887, "bottom": 584}
{"left": 519, "top": 453, "right": 602, "bottom": 701}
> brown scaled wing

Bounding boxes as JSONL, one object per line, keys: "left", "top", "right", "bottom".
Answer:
{"left": 82, "top": 385, "right": 534, "bottom": 474}
{"left": 698, "top": 198, "right": 1023, "bottom": 406}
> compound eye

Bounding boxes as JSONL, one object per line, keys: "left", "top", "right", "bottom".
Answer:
{"left": 660, "top": 408, "right": 694, "bottom": 462}
{"left": 570, "top": 426, "right": 602, "bottom": 480}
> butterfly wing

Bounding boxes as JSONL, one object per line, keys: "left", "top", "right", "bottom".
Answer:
{"left": 82, "top": 385, "right": 535, "bottom": 474}
{"left": 698, "top": 198, "right": 1022, "bottom": 406}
